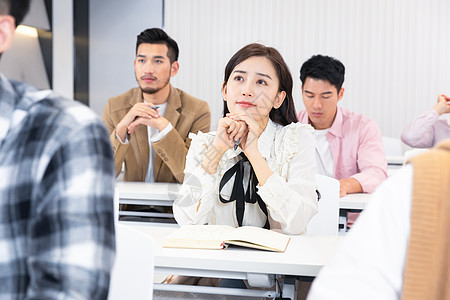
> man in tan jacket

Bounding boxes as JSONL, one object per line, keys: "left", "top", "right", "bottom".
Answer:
{"left": 103, "top": 28, "right": 210, "bottom": 183}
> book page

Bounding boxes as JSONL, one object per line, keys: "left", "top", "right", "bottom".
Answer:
{"left": 170, "top": 225, "right": 236, "bottom": 239}
{"left": 163, "top": 225, "right": 236, "bottom": 250}
{"left": 226, "top": 226, "right": 290, "bottom": 252}
{"left": 163, "top": 225, "right": 290, "bottom": 252}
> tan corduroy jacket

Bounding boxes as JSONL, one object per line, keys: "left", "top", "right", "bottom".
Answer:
{"left": 103, "top": 85, "right": 210, "bottom": 183}
{"left": 402, "top": 139, "right": 450, "bottom": 300}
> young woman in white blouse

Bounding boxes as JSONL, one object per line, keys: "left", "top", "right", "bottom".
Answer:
{"left": 174, "top": 43, "right": 318, "bottom": 235}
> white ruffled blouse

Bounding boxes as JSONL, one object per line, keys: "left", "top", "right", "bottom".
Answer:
{"left": 173, "top": 119, "right": 318, "bottom": 235}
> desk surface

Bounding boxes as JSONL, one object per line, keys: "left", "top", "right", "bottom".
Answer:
{"left": 386, "top": 155, "right": 404, "bottom": 165}
{"left": 126, "top": 223, "right": 342, "bottom": 277}
{"left": 117, "top": 182, "right": 371, "bottom": 212}
{"left": 339, "top": 193, "right": 371, "bottom": 210}
{"left": 116, "top": 182, "right": 181, "bottom": 200}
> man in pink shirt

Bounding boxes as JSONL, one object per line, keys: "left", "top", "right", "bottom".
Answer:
{"left": 297, "top": 55, "right": 387, "bottom": 198}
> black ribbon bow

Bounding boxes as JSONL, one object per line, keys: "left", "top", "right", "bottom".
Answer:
{"left": 218, "top": 153, "right": 270, "bottom": 229}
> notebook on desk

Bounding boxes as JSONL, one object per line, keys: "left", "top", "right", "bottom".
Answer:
{"left": 163, "top": 225, "right": 291, "bottom": 252}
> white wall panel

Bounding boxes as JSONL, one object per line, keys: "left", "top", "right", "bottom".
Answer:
{"left": 165, "top": 0, "right": 450, "bottom": 145}
{"left": 53, "top": 0, "right": 73, "bottom": 99}
{"left": 89, "top": 0, "right": 163, "bottom": 115}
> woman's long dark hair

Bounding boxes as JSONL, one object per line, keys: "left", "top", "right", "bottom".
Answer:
{"left": 222, "top": 43, "right": 298, "bottom": 126}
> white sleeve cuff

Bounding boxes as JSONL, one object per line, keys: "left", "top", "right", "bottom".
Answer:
{"left": 257, "top": 174, "right": 290, "bottom": 210}
{"left": 116, "top": 132, "right": 129, "bottom": 144}
{"left": 151, "top": 122, "right": 173, "bottom": 142}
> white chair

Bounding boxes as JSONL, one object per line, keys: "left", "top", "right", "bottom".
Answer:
{"left": 382, "top": 136, "right": 404, "bottom": 156}
{"left": 306, "top": 174, "right": 340, "bottom": 235}
{"left": 108, "top": 223, "right": 155, "bottom": 300}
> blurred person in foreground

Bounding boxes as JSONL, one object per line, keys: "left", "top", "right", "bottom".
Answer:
{"left": 0, "top": 0, "right": 116, "bottom": 298}
{"left": 307, "top": 139, "right": 450, "bottom": 300}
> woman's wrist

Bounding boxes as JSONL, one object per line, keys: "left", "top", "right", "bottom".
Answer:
{"left": 201, "top": 160, "right": 217, "bottom": 174}
{"left": 247, "top": 152, "right": 272, "bottom": 186}
{"left": 244, "top": 148, "right": 262, "bottom": 160}
{"left": 201, "top": 144, "right": 226, "bottom": 174}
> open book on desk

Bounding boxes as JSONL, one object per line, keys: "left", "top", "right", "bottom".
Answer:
{"left": 163, "top": 225, "right": 291, "bottom": 252}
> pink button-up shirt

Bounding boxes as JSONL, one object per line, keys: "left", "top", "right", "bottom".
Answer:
{"left": 401, "top": 110, "right": 450, "bottom": 148}
{"left": 298, "top": 107, "right": 387, "bottom": 193}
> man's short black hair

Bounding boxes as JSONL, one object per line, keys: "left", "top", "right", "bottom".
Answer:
{"left": 136, "top": 28, "right": 179, "bottom": 63}
{"left": 300, "top": 55, "right": 345, "bottom": 92}
{"left": 0, "top": 0, "right": 30, "bottom": 26}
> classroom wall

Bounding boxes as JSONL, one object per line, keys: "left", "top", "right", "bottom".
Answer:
{"left": 2, "top": 0, "right": 448, "bottom": 147}
{"left": 53, "top": 0, "right": 73, "bottom": 99}
{"left": 0, "top": 0, "right": 50, "bottom": 90}
{"left": 164, "top": 0, "right": 450, "bottom": 142}
{"left": 89, "top": 0, "right": 163, "bottom": 115}
{"left": 0, "top": 29, "right": 50, "bottom": 90}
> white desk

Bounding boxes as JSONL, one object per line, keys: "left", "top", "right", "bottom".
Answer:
{"left": 116, "top": 182, "right": 181, "bottom": 204}
{"left": 125, "top": 223, "right": 342, "bottom": 299}
{"left": 386, "top": 155, "right": 404, "bottom": 166}
{"left": 339, "top": 193, "right": 371, "bottom": 210}
{"left": 116, "top": 182, "right": 180, "bottom": 222}
{"left": 117, "top": 182, "right": 372, "bottom": 233}
{"left": 387, "top": 155, "right": 404, "bottom": 177}
{"left": 118, "top": 182, "right": 371, "bottom": 210}
{"left": 338, "top": 193, "right": 370, "bottom": 234}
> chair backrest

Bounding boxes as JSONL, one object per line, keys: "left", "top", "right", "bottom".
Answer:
{"left": 108, "top": 223, "right": 154, "bottom": 300}
{"left": 306, "top": 174, "right": 340, "bottom": 236}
